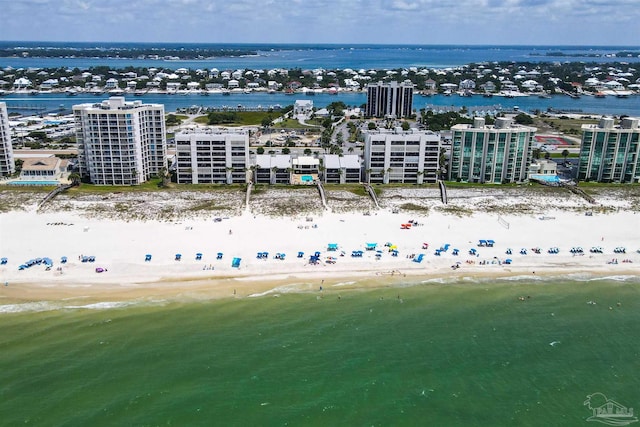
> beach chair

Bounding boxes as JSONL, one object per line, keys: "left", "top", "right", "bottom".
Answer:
{"left": 231, "top": 258, "right": 241, "bottom": 268}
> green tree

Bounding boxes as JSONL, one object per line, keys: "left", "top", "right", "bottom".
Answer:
{"left": 368, "top": 122, "right": 377, "bottom": 130}
{"left": 401, "top": 121, "right": 410, "bottom": 131}
{"left": 257, "top": 147, "right": 265, "bottom": 155}
{"left": 562, "top": 149, "right": 570, "bottom": 161}
{"left": 514, "top": 113, "right": 534, "bottom": 125}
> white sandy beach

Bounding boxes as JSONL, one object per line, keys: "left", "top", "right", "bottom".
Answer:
{"left": 1, "top": 187, "right": 639, "bottom": 304}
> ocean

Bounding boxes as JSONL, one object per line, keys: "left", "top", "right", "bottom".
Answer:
{"left": 1, "top": 277, "right": 639, "bottom": 426}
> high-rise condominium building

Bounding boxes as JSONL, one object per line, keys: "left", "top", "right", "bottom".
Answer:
{"left": 175, "top": 129, "right": 249, "bottom": 184}
{"left": 73, "top": 97, "right": 166, "bottom": 185}
{"left": 449, "top": 117, "right": 536, "bottom": 183}
{"left": 578, "top": 117, "right": 640, "bottom": 183}
{"left": 365, "top": 80, "right": 414, "bottom": 119}
{"left": 363, "top": 128, "right": 440, "bottom": 184}
{"left": 0, "top": 102, "right": 15, "bottom": 177}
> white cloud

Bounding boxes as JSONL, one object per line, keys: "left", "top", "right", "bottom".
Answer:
{"left": 0, "top": 0, "right": 638, "bottom": 44}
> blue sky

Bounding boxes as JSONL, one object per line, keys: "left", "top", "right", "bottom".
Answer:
{"left": 0, "top": 0, "right": 639, "bottom": 45}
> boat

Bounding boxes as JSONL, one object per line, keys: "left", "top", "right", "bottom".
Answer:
{"left": 594, "top": 92, "right": 606, "bottom": 98}
{"left": 222, "top": 89, "right": 230, "bottom": 96}
{"left": 29, "top": 90, "right": 39, "bottom": 96}
{"left": 538, "top": 92, "right": 551, "bottom": 99}
{"left": 483, "top": 92, "right": 493, "bottom": 98}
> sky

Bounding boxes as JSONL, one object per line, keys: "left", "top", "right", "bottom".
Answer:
{"left": 0, "top": 0, "right": 639, "bottom": 45}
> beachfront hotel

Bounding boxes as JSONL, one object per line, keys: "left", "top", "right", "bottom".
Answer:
{"left": 0, "top": 102, "right": 15, "bottom": 177}
{"left": 577, "top": 117, "right": 640, "bottom": 183}
{"left": 363, "top": 128, "right": 440, "bottom": 184}
{"left": 365, "top": 80, "right": 414, "bottom": 119}
{"left": 175, "top": 129, "right": 249, "bottom": 184}
{"left": 73, "top": 97, "right": 166, "bottom": 185}
{"left": 449, "top": 117, "right": 536, "bottom": 183}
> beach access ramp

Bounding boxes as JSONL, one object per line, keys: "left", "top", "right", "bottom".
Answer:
{"left": 438, "top": 180, "right": 448, "bottom": 205}
{"left": 38, "top": 184, "right": 73, "bottom": 211}
{"left": 245, "top": 182, "right": 253, "bottom": 212}
{"left": 363, "top": 183, "right": 380, "bottom": 209}
{"left": 317, "top": 181, "right": 329, "bottom": 210}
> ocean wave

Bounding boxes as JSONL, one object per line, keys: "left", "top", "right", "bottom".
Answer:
{"left": 0, "top": 298, "right": 168, "bottom": 314}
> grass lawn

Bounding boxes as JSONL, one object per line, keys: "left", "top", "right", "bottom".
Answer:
{"left": 533, "top": 116, "right": 599, "bottom": 136}
{"left": 193, "top": 111, "right": 283, "bottom": 126}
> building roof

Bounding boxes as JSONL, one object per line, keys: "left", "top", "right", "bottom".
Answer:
{"left": 292, "top": 156, "right": 319, "bottom": 166}
{"left": 21, "top": 157, "right": 61, "bottom": 171}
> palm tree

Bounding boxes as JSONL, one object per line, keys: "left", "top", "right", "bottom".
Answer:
{"left": 68, "top": 172, "right": 81, "bottom": 186}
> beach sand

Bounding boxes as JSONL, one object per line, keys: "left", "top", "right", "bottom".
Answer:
{"left": 1, "top": 186, "right": 639, "bottom": 305}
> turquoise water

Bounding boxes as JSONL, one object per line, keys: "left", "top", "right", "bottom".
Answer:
{"left": 1, "top": 278, "right": 639, "bottom": 426}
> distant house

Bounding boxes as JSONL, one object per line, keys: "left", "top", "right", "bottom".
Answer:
{"left": 480, "top": 81, "right": 497, "bottom": 93}
{"left": 40, "top": 79, "right": 59, "bottom": 90}
{"left": 293, "top": 100, "right": 313, "bottom": 116}
{"left": 424, "top": 79, "right": 437, "bottom": 90}
{"left": 227, "top": 79, "right": 240, "bottom": 89}
{"left": 105, "top": 78, "right": 119, "bottom": 89}
{"left": 605, "top": 80, "right": 625, "bottom": 90}
{"left": 13, "top": 77, "right": 32, "bottom": 90}
{"left": 459, "top": 79, "right": 476, "bottom": 90}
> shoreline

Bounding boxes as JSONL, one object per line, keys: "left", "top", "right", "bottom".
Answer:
{"left": 1, "top": 265, "right": 638, "bottom": 310}
{"left": 2, "top": 187, "right": 639, "bottom": 309}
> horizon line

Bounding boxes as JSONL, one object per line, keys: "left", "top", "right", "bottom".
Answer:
{"left": 1, "top": 40, "right": 639, "bottom": 49}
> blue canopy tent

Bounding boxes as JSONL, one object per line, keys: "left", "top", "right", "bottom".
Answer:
{"left": 195, "top": 253, "right": 203, "bottom": 260}
{"left": 452, "top": 249, "right": 459, "bottom": 256}
{"left": 469, "top": 248, "right": 477, "bottom": 255}
{"left": 61, "top": 256, "right": 68, "bottom": 264}
{"left": 505, "top": 259, "right": 513, "bottom": 265}
{"left": 297, "top": 251, "right": 304, "bottom": 258}
{"left": 366, "top": 243, "right": 377, "bottom": 251}
{"left": 145, "top": 254, "right": 152, "bottom": 262}
{"left": 327, "top": 243, "right": 338, "bottom": 251}
{"left": 175, "top": 253, "right": 182, "bottom": 261}
{"left": 487, "top": 239, "right": 495, "bottom": 247}
{"left": 217, "top": 252, "right": 223, "bottom": 260}
{"left": 413, "top": 254, "right": 425, "bottom": 263}
{"left": 478, "top": 239, "right": 487, "bottom": 247}
{"left": 232, "top": 257, "right": 241, "bottom": 268}
{"left": 0, "top": 257, "right": 7, "bottom": 265}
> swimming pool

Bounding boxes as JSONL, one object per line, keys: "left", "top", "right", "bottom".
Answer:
{"left": 301, "top": 175, "right": 314, "bottom": 183}
{"left": 530, "top": 174, "right": 560, "bottom": 183}
{"left": 7, "top": 180, "right": 60, "bottom": 186}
